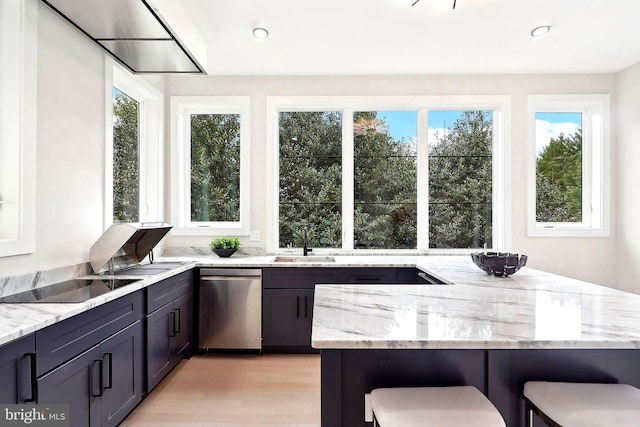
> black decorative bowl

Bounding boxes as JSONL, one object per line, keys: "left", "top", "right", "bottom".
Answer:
{"left": 471, "top": 252, "right": 527, "bottom": 277}
{"left": 212, "top": 248, "right": 238, "bottom": 258}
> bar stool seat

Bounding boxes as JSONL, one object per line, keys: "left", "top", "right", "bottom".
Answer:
{"left": 371, "top": 386, "right": 506, "bottom": 427}
{"left": 524, "top": 381, "right": 640, "bottom": 427}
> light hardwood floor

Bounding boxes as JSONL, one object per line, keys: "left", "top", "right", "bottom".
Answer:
{"left": 121, "top": 354, "right": 321, "bottom": 427}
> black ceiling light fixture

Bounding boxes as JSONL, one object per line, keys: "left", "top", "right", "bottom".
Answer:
{"left": 411, "top": 0, "right": 457, "bottom": 8}
{"left": 530, "top": 25, "right": 552, "bottom": 37}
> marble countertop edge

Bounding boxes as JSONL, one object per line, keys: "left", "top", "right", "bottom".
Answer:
{"left": 311, "top": 339, "right": 640, "bottom": 350}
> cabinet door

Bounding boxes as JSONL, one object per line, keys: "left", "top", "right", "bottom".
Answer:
{"left": 100, "top": 321, "right": 144, "bottom": 427}
{"left": 172, "top": 291, "right": 193, "bottom": 360}
{"left": 146, "top": 303, "right": 174, "bottom": 392}
{"left": 38, "top": 345, "right": 102, "bottom": 427}
{"left": 0, "top": 334, "right": 35, "bottom": 404}
{"left": 263, "top": 289, "right": 304, "bottom": 346}
{"left": 300, "top": 289, "right": 315, "bottom": 348}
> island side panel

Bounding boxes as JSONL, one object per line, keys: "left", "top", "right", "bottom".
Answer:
{"left": 321, "top": 349, "right": 487, "bottom": 427}
{"left": 488, "top": 349, "right": 640, "bottom": 427}
{"left": 320, "top": 350, "right": 342, "bottom": 427}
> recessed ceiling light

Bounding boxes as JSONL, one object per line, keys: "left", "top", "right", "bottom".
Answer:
{"left": 252, "top": 27, "right": 269, "bottom": 39}
{"left": 531, "top": 25, "right": 551, "bottom": 37}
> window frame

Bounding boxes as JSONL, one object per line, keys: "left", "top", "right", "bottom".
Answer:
{"left": 105, "top": 64, "right": 164, "bottom": 228}
{"left": 170, "top": 96, "right": 251, "bottom": 236}
{"left": 526, "top": 94, "right": 610, "bottom": 237}
{"left": 266, "top": 95, "right": 510, "bottom": 254}
{"left": 0, "top": 0, "right": 37, "bottom": 257}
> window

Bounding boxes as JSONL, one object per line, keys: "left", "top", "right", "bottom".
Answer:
{"left": 190, "top": 113, "right": 241, "bottom": 222}
{"left": 268, "top": 96, "right": 508, "bottom": 252}
{"left": 170, "top": 97, "right": 250, "bottom": 235}
{"left": 112, "top": 88, "right": 140, "bottom": 222}
{"left": 428, "top": 110, "right": 493, "bottom": 249}
{"left": 107, "top": 65, "right": 163, "bottom": 227}
{"left": 527, "top": 95, "right": 610, "bottom": 237}
{"left": 279, "top": 111, "right": 342, "bottom": 248}
{"left": 0, "top": 0, "right": 36, "bottom": 257}
{"left": 354, "top": 111, "right": 417, "bottom": 249}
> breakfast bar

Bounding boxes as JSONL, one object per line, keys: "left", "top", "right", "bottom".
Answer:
{"left": 312, "top": 257, "right": 640, "bottom": 427}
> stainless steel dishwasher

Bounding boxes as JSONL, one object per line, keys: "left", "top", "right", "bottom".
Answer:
{"left": 199, "top": 268, "right": 262, "bottom": 351}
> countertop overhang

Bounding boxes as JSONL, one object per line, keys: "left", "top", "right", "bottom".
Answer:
{"left": 312, "top": 256, "right": 640, "bottom": 350}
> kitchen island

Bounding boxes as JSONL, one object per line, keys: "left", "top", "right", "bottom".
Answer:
{"left": 312, "top": 257, "right": 640, "bottom": 427}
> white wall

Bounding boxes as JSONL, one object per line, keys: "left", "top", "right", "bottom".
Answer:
{"left": 164, "top": 74, "right": 617, "bottom": 287}
{"left": 615, "top": 61, "right": 640, "bottom": 293}
{"left": 0, "top": 2, "right": 107, "bottom": 277}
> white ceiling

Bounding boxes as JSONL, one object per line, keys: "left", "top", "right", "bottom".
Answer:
{"left": 180, "top": 0, "right": 640, "bottom": 76}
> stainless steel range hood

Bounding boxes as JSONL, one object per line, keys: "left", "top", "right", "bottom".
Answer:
{"left": 90, "top": 222, "right": 173, "bottom": 274}
{"left": 40, "top": 0, "right": 207, "bottom": 74}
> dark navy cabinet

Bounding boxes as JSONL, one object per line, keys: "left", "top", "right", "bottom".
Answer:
{"left": 263, "top": 288, "right": 314, "bottom": 348}
{"left": 262, "top": 268, "right": 339, "bottom": 352}
{"left": 145, "top": 271, "right": 193, "bottom": 392}
{"left": 38, "top": 321, "right": 143, "bottom": 427}
{"left": 340, "top": 267, "right": 397, "bottom": 283}
{"left": 38, "top": 344, "right": 101, "bottom": 427}
{"left": 99, "top": 321, "right": 144, "bottom": 427}
{"left": 0, "top": 333, "right": 35, "bottom": 404}
{"left": 0, "top": 270, "right": 195, "bottom": 424}
{"left": 36, "top": 291, "right": 143, "bottom": 376}
{"left": 263, "top": 267, "right": 417, "bottom": 352}
{"left": 36, "top": 291, "right": 144, "bottom": 427}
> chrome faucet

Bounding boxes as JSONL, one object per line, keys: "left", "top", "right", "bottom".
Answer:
{"left": 303, "top": 227, "right": 313, "bottom": 256}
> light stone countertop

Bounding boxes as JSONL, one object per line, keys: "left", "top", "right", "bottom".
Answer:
{"left": 312, "top": 256, "right": 640, "bottom": 349}
{"left": 0, "top": 260, "right": 198, "bottom": 347}
{"left": 0, "top": 254, "right": 421, "bottom": 347}
{"left": 3, "top": 254, "right": 638, "bottom": 350}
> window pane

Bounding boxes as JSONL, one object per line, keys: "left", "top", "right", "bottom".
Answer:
{"left": 534, "top": 112, "right": 582, "bottom": 223}
{"left": 190, "top": 113, "right": 241, "bottom": 222}
{"left": 354, "top": 111, "right": 417, "bottom": 249}
{"left": 112, "top": 87, "right": 139, "bottom": 223}
{"left": 428, "top": 110, "right": 493, "bottom": 249}
{"left": 279, "top": 112, "right": 342, "bottom": 249}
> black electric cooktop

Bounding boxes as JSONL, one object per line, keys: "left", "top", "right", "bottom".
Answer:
{"left": 0, "top": 278, "right": 141, "bottom": 303}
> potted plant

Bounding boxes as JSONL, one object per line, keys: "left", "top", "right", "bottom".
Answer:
{"left": 209, "top": 236, "right": 240, "bottom": 257}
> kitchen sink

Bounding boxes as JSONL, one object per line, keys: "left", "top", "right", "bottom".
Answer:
{"left": 272, "top": 256, "right": 336, "bottom": 263}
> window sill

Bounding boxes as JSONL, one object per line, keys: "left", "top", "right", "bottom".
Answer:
{"left": 171, "top": 225, "right": 249, "bottom": 237}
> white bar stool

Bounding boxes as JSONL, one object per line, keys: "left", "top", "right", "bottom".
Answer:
{"left": 371, "top": 386, "right": 506, "bottom": 427}
{"left": 524, "top": 381, "right": 640, "bottom": 427}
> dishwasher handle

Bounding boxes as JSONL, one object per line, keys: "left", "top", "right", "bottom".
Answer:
{"left": 200, "top": 268, "right": 262, "bottom": 277}
{"left": 201, "top": 276, "right": 262, "bottom": 281}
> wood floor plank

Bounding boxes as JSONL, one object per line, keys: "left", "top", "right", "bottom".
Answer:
{"left": 121, "top": 354, "right": 321, "bottom": 427}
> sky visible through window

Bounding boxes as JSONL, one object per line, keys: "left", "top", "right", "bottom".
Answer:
{"left": 378, "top": 110, "right": 582, "bottom": 154}
{"left": 378, "top": 110, "right": 470, "bottom": 142}
{"left": 535, "top": 112, "right": 582, "bottom": 156}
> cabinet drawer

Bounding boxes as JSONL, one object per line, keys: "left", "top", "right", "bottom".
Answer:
{"left": 36, "top": 291, "right": 143, "bottom": 376}
{"left": 340, "top": 268, "right": 396, "bottom": 283}
{"left": 146, "top": 271, "right": 193, "bottom": 314}
{"left": 263, "top": 267, "right": 341, "bottom": 289}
